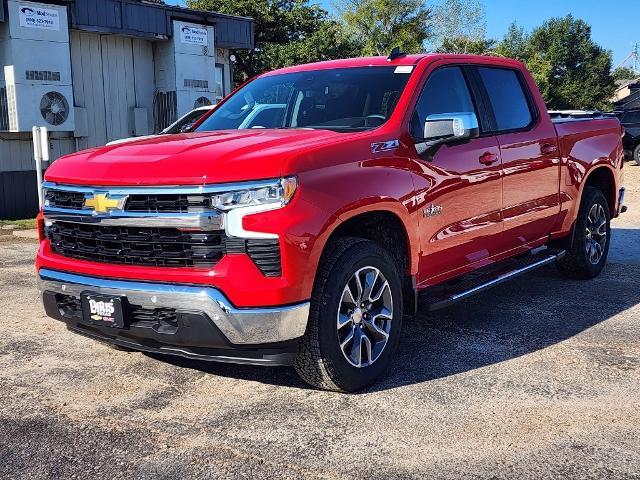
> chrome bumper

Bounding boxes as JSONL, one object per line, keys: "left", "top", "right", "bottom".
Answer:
{"left": 37, "top": 268, "right": 309, "bottom": 345}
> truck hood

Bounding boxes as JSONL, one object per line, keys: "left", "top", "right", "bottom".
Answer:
{"left": 45, "top": 129, "right": 342, "bottom": 186}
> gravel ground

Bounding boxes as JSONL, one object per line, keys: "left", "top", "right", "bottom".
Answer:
{"left": 1, "top": 161, "right": 639, "bottom": 479}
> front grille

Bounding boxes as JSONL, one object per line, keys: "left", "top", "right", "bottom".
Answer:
{"left": 124, "top": 194, "right": 211, "bottom": 213}
{"left": 45, "top": 190, "right": 86, "bottom": 210}
{"left": 47, "top": 221, "right": 224, "bottom": 267}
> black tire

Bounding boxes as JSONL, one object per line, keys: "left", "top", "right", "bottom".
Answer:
{"left": 634, "top": 144, "right": 640, "bottom": 166}
{"left": 294, "top": 237, "right": 403, "bottom": 392}
{"left": 556, "top": 187, "right": 611, "bottom": 279}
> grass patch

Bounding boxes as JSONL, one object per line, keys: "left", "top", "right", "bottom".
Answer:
{"left": 0, "top": 218, "right": 37, "bottom": 230}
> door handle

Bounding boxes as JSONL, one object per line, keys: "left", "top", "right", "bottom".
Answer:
{"left": 479, "top": 152, "right": 498, "bottom": 165}
{"left": 540, "top": 143, "right": 558, "bottom": 155}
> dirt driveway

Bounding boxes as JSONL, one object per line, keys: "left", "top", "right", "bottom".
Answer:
{"left": 1, "top": 163, "right": 639, "bottom": 479}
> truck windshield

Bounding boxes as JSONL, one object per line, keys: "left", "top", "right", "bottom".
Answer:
{"left": 195, "top": 67, "right": 412, "bottom": 133}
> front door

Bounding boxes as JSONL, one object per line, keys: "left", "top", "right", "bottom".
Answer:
{"left": 408, "top": 66, "right": 503, "bottom": 285}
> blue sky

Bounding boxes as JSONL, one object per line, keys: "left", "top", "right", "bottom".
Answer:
{"left": 166, "top": 0, "right": 637, "bottom": 68}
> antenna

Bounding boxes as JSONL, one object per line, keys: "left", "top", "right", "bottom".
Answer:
{"left": 616, "top": 42, "right": 639, "bottom": 75}
{"left": 387, "top": 47, "right": 406, "bottom": 62}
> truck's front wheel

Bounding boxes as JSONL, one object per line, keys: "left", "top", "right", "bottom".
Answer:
{"left": 294, "top": 238, "right": 403, "bottom": 392}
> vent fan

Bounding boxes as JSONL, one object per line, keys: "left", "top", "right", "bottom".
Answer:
{"left": 40, "top": 91, "right": 69, "bottom": 126}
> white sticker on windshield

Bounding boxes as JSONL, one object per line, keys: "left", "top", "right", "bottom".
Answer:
{"left": 394, "top": 66, "right": 414, "bottom": 74}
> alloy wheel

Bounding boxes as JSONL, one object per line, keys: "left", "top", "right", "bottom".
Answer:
{"left": 337, "top": 266, "right": 393, "bottom": 368}
{"left": 585, "top": 203, "right": 607, "bottom": 265}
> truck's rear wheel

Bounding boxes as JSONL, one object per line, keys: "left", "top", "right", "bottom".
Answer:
{"left": 294, "top": 237, "right": 403, "bottom": 392}
{"left": 556, "top": 187, "right": 611, "bottom": 279}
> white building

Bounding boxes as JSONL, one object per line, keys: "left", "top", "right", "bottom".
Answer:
{"left": 0, "top": 0, "right": 254, "bottom": 218}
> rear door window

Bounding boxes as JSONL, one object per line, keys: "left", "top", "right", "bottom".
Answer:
{"left": 478, "top": 67, "right": 534, "bottom": 132}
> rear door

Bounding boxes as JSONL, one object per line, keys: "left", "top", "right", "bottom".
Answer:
{"left": 475, "top": 66, "right": 561, "bottom": 251}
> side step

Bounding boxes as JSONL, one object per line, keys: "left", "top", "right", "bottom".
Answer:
{"left": 420, "top": 248, "right": 566, "bottom": 311}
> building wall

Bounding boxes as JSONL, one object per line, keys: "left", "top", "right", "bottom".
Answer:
{"left": 70, "top": 31, "right": 155, "bottom": 149}
{"left": 0, "top": 132, "right": 75, "bottom": 219}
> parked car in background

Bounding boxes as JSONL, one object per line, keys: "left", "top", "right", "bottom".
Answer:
{"left": 613, "top": 109, "right": 640, "bottom": 165}
{"left": 106, "top": 105, "right": 214, "bottom": 146}
{"left": 37, "top": 53, "right": 626, "bottom": 392}
{"left": 107, "top": 103, "right": 287, "bottom": 146}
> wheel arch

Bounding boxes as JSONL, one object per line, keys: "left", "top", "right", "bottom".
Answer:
{"left": 314, "top": 207, "right": 418, "bottom": 315}
{"left": 582, "top": 165, "right": 617, "bottom": 216}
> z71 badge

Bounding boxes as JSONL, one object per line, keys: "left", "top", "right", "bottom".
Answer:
{"left": 371, "top": 140, "right": 399, "bottom": 153}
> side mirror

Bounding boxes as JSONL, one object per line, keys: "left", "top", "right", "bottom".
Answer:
{"left": 180, "top": 122, "right": 195, "bottom": 133}
{"left": 421, "top": 112, "right": 480, "bottom": 147}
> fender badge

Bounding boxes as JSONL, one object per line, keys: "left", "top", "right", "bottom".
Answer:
{"left": 371, "top": 140, "right": 399, "bottom": 154}
{"left": 423, "top": 204, "right": 443, "bottom": 217}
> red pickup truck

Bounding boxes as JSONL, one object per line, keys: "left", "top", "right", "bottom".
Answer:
{"left": 37, "top": 53, "right": 626, "bottom": 392}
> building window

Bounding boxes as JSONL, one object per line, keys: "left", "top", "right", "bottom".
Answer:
{"left": 215, "top": 64, "right": 225, "bottom": 100}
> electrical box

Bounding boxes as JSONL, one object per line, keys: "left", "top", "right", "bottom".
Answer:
{"left": 154, "top": 20, "right": 216, "bottom": 122}
{"left": 0, "top": 1, "right": 74, "bottom": 132}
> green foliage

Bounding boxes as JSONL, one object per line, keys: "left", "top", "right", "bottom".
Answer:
{"left": 338, "top": 0, "right": 432, "bottom": 55}
{"left": 612, "top": 66, "right": 637, "bottom": 82}
{"left": 430, "top": 0, "right": 486, "bottom": 52}
{"left": 494, "top": 22, "right": 529, "bottom": 60}
{"left": 187, "top": 0, "right": 360, "bottom": 83}
{"left": 437, "top": 36, "right": 496, "bottom": 55}
{"left": 496, "top": 16, "right": 615, "bottom": 110}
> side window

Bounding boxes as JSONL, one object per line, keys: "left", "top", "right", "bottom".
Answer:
{"left": 478, "top": 67, "right": 534, "bottom": 132}
{"left": 622, "top": 110, "right": 640, "bottom": 124}
{"left": 410, "top": 67, "right": 475, "bottom": 138}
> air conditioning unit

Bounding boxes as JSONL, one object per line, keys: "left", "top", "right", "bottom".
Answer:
{"left": 0, "top": 1, "right": 74, "bottom": 132}
{"left": 154, "top": 20, "right": 216, "bottom": 121}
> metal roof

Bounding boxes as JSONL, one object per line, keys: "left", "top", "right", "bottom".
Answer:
{"left": 1, "top": 0, "right": 254, "bottom": 49}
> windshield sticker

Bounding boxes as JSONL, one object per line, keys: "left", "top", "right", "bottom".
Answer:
{"left": 371, "top": 140, "right": 399, "bottom": 153}
{"left": 394, "top": 66, "right": 414, "bottom": 74}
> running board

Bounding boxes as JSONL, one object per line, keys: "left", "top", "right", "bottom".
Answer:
{"left": 420, "top": 248, "right": 566, "bottom": 311}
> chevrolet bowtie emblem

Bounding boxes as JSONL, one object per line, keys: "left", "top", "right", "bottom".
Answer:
{"left": 84, "top": 193, "right": 126, "bottom": 214}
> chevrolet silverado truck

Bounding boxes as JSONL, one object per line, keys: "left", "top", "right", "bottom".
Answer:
{"left": 37, "top": 53, "right": 626, "bottom": 392}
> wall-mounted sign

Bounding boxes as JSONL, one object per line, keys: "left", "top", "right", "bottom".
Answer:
{"left": 180, "top": 26, "right": 208, "bottom": 46}
{"left": 18, "top": 5, "right": 60, "bottom": 31}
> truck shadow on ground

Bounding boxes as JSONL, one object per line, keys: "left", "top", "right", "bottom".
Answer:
{"left": 150, "top": 255, "right": 640, "bottom": 393}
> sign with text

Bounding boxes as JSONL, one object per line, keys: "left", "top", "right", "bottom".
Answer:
{"left": 18, "top": 5, "right": 60, "bottom": 31}
{"left": 180, "top": 25, "right": 208, "bottom": 46}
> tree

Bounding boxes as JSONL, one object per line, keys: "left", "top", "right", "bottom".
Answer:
{"left": 187, "top": 0, "right": 360, "bottom": 83}
{"left": 612, "top": 66, "right": 637, "bottom": 82}
{"left": 338, "top": 0, "right": 432, "bottom": 56}
{"left": 494, "top": 22, "right": 529, "bottom": 60}
{"left": 429, "top": 0, "right": 486, "bottom": 53}
{"left": 525, "top": 16, "right": 615, "bottom": 110}
{"left": 437, "top": 37, "right": 495, "bottom": 55}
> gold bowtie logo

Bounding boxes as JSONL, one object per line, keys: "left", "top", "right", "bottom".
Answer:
{"left": 84, "top": 194, "right": 124, "bottom": 213}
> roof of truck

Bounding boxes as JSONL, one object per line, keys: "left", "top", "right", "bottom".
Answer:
{"left": 263, "top": 54, "right": 525, "bottom": 76}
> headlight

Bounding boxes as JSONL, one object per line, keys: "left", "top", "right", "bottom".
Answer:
{"left": 212, "top": 176, "right": 297, "bottom": 211}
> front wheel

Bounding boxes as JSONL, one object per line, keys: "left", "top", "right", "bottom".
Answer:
{"left": 634, "top": 144, "right": 640, "bottom": 166}
{"left": 294, "top": 237, "right": 403, "bottom": 392}
{"left": 556, "top": 187, "right": 611, "bottom": 279}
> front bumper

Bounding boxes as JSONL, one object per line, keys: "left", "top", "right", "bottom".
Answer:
{"left": 38, "top": 268, "right": 310, "bottom": 366}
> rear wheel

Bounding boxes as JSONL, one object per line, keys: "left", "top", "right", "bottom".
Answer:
{"left": 634, "top": 144, "right": 640, "bottom": 166}
{"left": 556, "top": 187, "right": 611, "bottom": 279}
{"left": 294, "top": 238, "right": 403, "bottom": 392}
